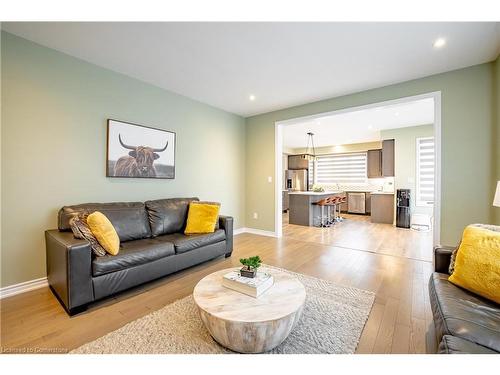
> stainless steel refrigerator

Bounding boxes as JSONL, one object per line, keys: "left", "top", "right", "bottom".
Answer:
{"left": 285, "top": 170, "right": 308, "bottom": 191}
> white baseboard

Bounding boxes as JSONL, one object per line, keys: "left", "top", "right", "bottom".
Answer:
{"left": 0, "top": 277, "right": 48, "bottom": 299}
{"left": 234, "top": 227, "right": 277, "bottom": 237}
{"left": 233, "top": 227, "right": 247, "bottom": 235}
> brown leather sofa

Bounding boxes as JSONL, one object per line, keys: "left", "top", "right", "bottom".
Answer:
{"left": 45, "top": 197, "right": 233, "bottom": 315}
{"left": 429, "top": 246, "right": 500, "bottom": 353}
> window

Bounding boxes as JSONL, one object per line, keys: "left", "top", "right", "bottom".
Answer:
{"left": 313, "top": 152, "right": 367, "bottom": 185}
{"left": 416, "top": 137, "right": 435, "bottom": 206}
{"left": 308, "top": 159, "right": 315, "bottom": 188}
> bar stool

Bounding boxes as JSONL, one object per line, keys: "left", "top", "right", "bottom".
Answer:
{"left": 324, "top": 196, "right": 337, "bottom": 226}
{"left": 312, "top": 198, "right": 330, "bottom": 227}
{"left": 336, "top": 196, "right": 347, "bottom": 222}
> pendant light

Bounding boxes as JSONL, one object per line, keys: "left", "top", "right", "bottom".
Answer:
{"left": 304, "top": 132, "right": 317, "bottom": 161}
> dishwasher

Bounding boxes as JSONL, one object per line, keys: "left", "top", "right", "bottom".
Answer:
{"left": 347, "top": 192, "right": 366, "bottom": 214}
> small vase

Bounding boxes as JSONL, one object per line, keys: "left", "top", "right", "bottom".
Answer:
{"left": 240, "top": 267, "right": 257, "bottom": 278}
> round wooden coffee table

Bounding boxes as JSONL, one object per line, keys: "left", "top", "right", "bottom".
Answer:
{"left": 193, "top": 267, "right": 306, "bottom": 353}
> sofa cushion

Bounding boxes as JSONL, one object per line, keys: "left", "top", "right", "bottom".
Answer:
{"left": 429, "top": 272, "right": 500, "bottom": 352}
{"left": 145, "top": 198, "right": 199, "bottom": 237}
{"left": 438, "top": 335, "right": 498, "bottom": 354}
{"left": 92, "top": 237, "right": 175, "bottom": 276}
{"left": 69, "top": 213, "right": 107, "bottom": 257}
{"left": 184, "top": 201, "right": 220, "bottom": 234}
{"left": 87, "top": 211, "right": 120, "bottom": 256}
{"left": 158, "top": 229, "right": 226, "bottom": 254}
{"left": 448, "top": 225, "right": 500, "bottom": 304}
{"left": 59, "top": 202, "right": 151, "bottom": 242}
{"left": 449, "top": 223, "right": 500, "bottom": 274}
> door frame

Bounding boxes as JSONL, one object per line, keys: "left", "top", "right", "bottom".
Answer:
{"left": 274, "top": 91, "right": 442, "bottom": 246}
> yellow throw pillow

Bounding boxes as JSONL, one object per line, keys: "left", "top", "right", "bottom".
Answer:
{"left": 448, "top": 225, "right": 500, "bottom": 303}
{"left": 87, "top": 211, "right": 120, "bottom": 256}
{"left": 184, "top": 201, "right": 220, "bottom": 235}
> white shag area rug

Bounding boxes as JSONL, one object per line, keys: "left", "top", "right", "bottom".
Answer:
{"left": 72, "top": 265, "right": 375, "bottom": 354}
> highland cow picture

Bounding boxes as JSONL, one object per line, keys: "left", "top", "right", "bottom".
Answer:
{"left": 106, "top": 119, "right": 175, "bottom": 179}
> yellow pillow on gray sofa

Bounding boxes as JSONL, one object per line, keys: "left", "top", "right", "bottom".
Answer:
{"left": 184, "top": 201, "right": 220, "bottom": 235}
{"left": 87, "top": 211, "right": 120, "bottom": 255}
{"left": 448, "top": 225, "right": 500, "bottom": 304}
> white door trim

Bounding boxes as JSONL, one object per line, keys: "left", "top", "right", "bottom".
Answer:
{"left": 274, "top": 91, "right": 442, "bottom": 246}
{"left": 275, "top": 122, "right": 284, "bottom": 237}
{"left": 433, "top": 91, "right": 442, "bottom": 246}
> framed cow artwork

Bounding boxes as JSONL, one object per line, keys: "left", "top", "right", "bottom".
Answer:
{"left": 106, "top": 119, "right": 176, "bottom": 179}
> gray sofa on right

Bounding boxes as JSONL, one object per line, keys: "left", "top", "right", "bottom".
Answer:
{"left": 45, "top": 197, "right": 233, "bottom": 315}
{"left": 429, "top": 246, "right": 500, "bottom": 354}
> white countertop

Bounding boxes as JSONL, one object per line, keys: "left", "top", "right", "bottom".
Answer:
{"left": 343, "top": 189, "right": 375, "bottom": 192}
{"left": 370, "top": 191, "right": 395, "bottom": 195}
{"left": 288, "top": 190, "right": 344, "bottom": 195}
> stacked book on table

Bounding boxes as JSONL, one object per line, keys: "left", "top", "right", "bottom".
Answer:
{"left": 222, "top": 270, "right": 274, "bottom": 297}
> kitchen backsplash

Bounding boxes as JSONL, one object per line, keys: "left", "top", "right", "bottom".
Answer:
{"left": 316, "top": 177, "right": 394, "bottom": 192}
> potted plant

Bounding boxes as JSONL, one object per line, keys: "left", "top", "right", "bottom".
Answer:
{"left": 239, "top": 256, "right": 262, "bottom": 278}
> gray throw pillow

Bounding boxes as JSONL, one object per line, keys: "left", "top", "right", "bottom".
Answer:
{"left": 448, "top": 223, "right": 500, "bottom": 274}
{"left": 69, "top": 213, "right": 107, "bottom": 257}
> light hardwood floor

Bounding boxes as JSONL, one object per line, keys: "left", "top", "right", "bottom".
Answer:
{"left": 0, "top": 227, "right": 435, "bottom": 354}
{"left": 283, "top": 212, "right": 433, "bottom": 262}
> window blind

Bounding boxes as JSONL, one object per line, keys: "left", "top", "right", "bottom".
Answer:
{"left": 308, "top": 159, "right": 315, "bottom": 188}
{"left": 314, "top": 152, "right": 367, "bottom": 185}
{"left": 416, "top": 137, "right": 435, "bottom": 206}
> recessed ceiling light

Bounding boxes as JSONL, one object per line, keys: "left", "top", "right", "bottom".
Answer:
{"left": 249, "top": 94, "right": 256, "bottom": 101}
{"left": 433, "top": 37, "right": 446, "bottom": 49}
{"left": 395, "top": 112, "right": 400, "bottom": 116}
{"left": 368, "top": 124, "right": 373, "bottom": 129}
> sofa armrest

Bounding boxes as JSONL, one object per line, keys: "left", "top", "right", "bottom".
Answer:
{"left": 45, "top": 230, "right": 94, "bottom": 313}
{"left": 434, "top": 245, "right": 456, "bottom": 274}
{"left": 218, "top": 215, "right": 233, "bottom": 255}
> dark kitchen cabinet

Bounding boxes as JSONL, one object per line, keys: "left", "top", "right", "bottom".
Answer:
{"left": 367, "top": 149, "right": 382, "bottom": 178}
{"left": 382, "top": 139, "right": 395, "bottom": 177}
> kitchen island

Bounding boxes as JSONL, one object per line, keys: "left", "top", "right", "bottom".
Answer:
{"left": 288, "top": 191, "right": 344, "bottom": 226}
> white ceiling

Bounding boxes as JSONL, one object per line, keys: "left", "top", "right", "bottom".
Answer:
{"left": 3, "top": 22, "right": 499, "bottom": 117}
{"left": 283, "top": 98, "right": 434, "bottom": 148}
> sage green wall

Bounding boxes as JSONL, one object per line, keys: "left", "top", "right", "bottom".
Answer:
{"left": 246, "top": 62, "right": 497, "bottom": 245}
{"left": 494, "top": 57, "right": 500, "bottom": 223}
{"left": 1, "top": 32, "right": 246, "bottom": 288}
{"left": 381, "top": 124, "right": 434, "bottom": 216}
